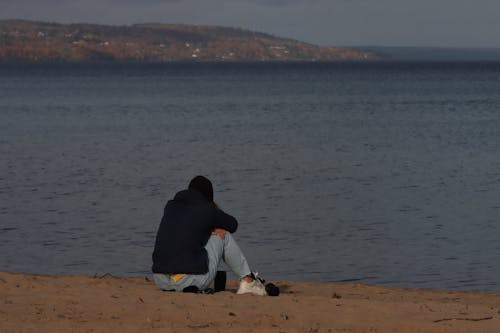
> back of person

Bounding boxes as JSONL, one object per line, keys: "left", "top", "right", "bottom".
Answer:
{"left": 152, "top": 189, "right": 211, "bottom": 274}
{"left": 151, "top": 175, "right": 268, "bottom": 296}
{"left": 152, "top": 188, "right": 237, "bottom": 275}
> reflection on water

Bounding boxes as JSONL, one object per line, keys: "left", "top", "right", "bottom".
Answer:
{"left": 1, "top": 62, "right": 500, "bottom": 291}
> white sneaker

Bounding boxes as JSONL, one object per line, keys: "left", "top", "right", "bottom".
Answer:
{"left": 236, "top": 272, "right": 267, "bottom": 296}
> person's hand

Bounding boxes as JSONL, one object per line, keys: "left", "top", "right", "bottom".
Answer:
{"left": 211, "top": 228, "right": 226, "bottom": 240}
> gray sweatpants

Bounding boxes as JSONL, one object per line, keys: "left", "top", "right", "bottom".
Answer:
{"left": 153, "top": 233, "right": 252, "bottom": 291}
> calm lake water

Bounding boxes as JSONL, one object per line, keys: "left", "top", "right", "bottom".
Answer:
{"left": 1, "top": 61, "right": 500, "bottom": 291}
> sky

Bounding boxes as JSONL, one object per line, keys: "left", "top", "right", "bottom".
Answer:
{"left": 1, "top": 0, "right": 500, "bottom": 48}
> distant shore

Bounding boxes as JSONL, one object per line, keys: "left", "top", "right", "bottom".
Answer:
{"left": 1, "top": 271, "right": 499, "bottom": 332}
{"left": 0, "top": 20, "right": 377, "bottom": 62}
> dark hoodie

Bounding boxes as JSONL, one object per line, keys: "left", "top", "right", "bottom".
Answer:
{"left": 152, "top": 188, "right": 238, "bottom": 274}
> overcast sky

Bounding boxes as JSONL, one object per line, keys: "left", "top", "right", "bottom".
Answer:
{"left": 2, "top": 0, "right": 500, "bottom": 47}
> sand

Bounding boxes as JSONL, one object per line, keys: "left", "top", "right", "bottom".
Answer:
{"left": 1, "top": 271, "right": 500, "bottom": 332}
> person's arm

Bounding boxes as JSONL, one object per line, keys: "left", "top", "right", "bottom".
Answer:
{"left": 213, "top": 207, "right": 238, "bottom": 233}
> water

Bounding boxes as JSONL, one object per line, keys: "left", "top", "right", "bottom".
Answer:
{"left": 1, "top": 61, "right": 500, "bottom": 291}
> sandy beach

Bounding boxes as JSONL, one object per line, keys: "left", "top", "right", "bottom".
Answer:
{"left": 1, "top": 272, "right": 500, "bottom": 332}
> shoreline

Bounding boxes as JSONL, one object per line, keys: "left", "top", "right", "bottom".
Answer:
{"left": 1, "top": 272, "right": 500, "bottom": 332}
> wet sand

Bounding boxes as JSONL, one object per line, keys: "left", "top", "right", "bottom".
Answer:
{"left": 1, "top": 271, "right": 500, "bottom": 332}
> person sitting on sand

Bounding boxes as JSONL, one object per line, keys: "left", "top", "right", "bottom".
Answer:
{"left": 152, "top": 175, "right": 267, "bottom": 295}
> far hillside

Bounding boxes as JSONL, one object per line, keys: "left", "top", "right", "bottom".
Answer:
{"left": 0, "top": 20, "right": 378, "bottom": 62}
